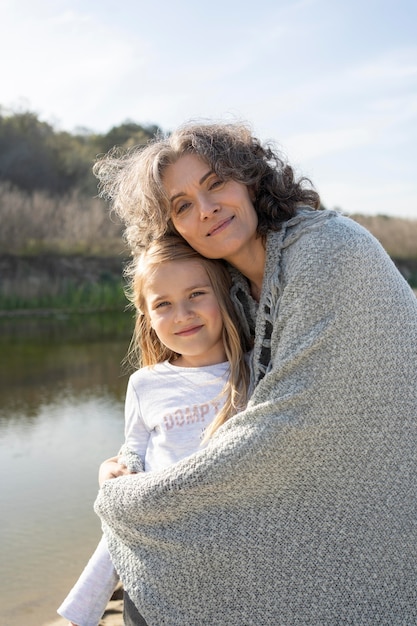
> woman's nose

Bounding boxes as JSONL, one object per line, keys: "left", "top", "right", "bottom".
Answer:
{"left": 198, "top": 196, "right": 219, "bottom": 220}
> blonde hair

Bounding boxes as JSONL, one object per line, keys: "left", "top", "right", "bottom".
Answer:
{"left": 124, "top": 235, "right": 251, "bottom": 440}
{"left": 94, "top": 120, "right": 321, "bottom": 255}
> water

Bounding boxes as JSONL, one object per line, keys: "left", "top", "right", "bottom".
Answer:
{"left": 0, "top": 313, "right": 133, "bottom": 626}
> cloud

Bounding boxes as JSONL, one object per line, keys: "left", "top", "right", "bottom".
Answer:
{"left": 0, "top": 4, "right": 150, "bottom": 127}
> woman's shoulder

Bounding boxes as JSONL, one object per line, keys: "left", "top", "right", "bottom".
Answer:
{"left": 275, "top": 209, "right": 382, "bottom": 258}
{"left": 263, "top": 209, "right": 392, "bottom": 293}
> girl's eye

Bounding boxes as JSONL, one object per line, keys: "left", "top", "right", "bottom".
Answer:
{"left": 190, "top": 291, "right": 205, "bottom": 298}
{"left": 155, "top": 301, "right": 170, "bottom": 309}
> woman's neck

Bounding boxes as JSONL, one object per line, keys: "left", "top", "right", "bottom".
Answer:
{"left": 227, "top": 238, "right": 265, "bottom": 302}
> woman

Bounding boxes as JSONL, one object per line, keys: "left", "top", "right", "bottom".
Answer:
{"left": 94, "top": 122, "right": 417, "bottom": 624}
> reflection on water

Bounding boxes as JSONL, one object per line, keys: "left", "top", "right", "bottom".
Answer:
{"left": 0, "top": 313, "right": 133, "bottom": 626}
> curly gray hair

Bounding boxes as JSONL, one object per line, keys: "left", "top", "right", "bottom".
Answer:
{"left": 93, "top": 121, "right": 320, "bottom": 254}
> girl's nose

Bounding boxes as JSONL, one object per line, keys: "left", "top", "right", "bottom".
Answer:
{"left": 174, "top": 302, "right": 194, "bottom": 322}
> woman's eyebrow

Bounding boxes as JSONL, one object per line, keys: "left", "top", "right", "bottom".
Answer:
{"left": 199, "top": 170, "right": 214, "bottom": 185}
{"left": 169, "top": 170, "right": 213, "bottom": 203}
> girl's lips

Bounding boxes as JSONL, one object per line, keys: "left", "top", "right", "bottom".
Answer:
{"left": 207, "top": 216, "right": 234, "bottom": 236}
{"left": 175, "top": 325, "right": 203, "bottom": 336}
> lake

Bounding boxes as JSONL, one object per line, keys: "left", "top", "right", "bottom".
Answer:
{"left": 0, "top": 312, "right": 133, "bottom": 626}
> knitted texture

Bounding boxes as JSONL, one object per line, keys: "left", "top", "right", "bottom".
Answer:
{"left": 118, "top": 443, "right": 144, "bottom": 473}
{"left": 95, "top": 209, "right": 417, "bottom": 625}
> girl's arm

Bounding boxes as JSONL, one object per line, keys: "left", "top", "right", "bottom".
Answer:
{"left": 58, "top": 375, "right": 148, "bottom": 625}
{"left": 57, "top": 535, "right": 119, "bottom": 626}
{"left": 99, "top": 449, "right": 144, "bottom": 488}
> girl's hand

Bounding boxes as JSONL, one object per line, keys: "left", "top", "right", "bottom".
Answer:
{"left": 98, "top": 456, "right": 131, "bottom": 487}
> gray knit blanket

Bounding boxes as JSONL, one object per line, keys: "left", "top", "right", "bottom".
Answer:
{"left": 95, "top": 209, "right": 417, "bottom": 625}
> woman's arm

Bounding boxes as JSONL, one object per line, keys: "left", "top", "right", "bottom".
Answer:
{"left": 93, "top": 216, "right": 417, "bottom": 623}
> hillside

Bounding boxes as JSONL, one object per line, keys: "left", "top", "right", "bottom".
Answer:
{"left": 0, "top": 211, "right": 416, "bottom": 314}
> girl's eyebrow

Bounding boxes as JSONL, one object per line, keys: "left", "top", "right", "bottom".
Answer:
{"left": 149, "top": 282, "right": 212, "bottom": 303}
{"left": 169, "top": 170, "right": 213, "bottom": 204}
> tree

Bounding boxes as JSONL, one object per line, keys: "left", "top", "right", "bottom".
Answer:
{"left": 0, "top": 108, "right": 161, "bottom": 196}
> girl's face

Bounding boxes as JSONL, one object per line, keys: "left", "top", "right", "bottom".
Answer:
{"left": 163, "top": 153, "right": 262, "bottom": 267}
{"left": 144, "top": 258, "right": 226, "bottom": 368}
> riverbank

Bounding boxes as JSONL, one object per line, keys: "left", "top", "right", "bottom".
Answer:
{"left": 0, "top": 247, "right": 416, "bottom": 314}
{"left": 0, "top": 253, "right": 128, "bottom": 312}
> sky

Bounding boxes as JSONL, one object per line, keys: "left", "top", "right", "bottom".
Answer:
{"left": 1, "top": 0, "right": 416, "bottom": 219}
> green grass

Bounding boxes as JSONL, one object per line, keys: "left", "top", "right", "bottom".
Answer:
{"left": 0, "top": 278, "right": 128, "bottom": 312}
{"left": 408, "top": 271, "right": 417, "bottom": 289}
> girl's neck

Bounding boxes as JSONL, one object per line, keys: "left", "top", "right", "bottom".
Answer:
{"left": 172, "top": 354, "right": 228, "bottom": 368}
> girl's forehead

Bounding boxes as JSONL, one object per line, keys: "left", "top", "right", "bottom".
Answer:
{"left": 144, "top": 258, "right": 211, "bottom": 290}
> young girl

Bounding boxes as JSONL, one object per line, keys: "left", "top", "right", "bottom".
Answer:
{"left": 57, "top": 235, "right": 251, "bottom": 626}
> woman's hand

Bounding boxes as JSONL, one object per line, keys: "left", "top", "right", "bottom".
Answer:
{"left": 99, "top": 456, "right": 131, "bottom": 487}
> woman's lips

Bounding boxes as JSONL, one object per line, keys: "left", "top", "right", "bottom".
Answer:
{"left": 207, "top": 216, "right": 234, "bottom": 236}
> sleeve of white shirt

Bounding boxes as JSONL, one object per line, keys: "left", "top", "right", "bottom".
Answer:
{"left": 123, "top": 374, "right": 151, "bottom": 462}
{"left": 57, "top": 535, "right": 119, "bottom": 626}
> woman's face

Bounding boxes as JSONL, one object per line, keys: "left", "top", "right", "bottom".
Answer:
{"left": 163, "top": 153, "right": 260, "bottom": 265}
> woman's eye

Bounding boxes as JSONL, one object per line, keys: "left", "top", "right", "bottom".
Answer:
{"left": 209, "top": 179, "right": 223, "bottom": 190}
{"left": 175, "top": 201, "right": 191, "bottom": 215}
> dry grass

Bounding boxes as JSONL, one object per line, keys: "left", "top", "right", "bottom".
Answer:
{"left": 0, "top": 183, "right": 127, "bottom": 256}
{"left": 350, "top": 213, "right": 417, "bottom": 260}
{"left": 1, "top": 184, "right": 416, "bottom": 261}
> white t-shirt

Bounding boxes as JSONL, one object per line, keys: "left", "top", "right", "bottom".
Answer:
{"left": 58, "top": 360, "right": 229, "bottom": 626}
{"left": 125, "top": 359, "right": 229, "bottom": 470}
